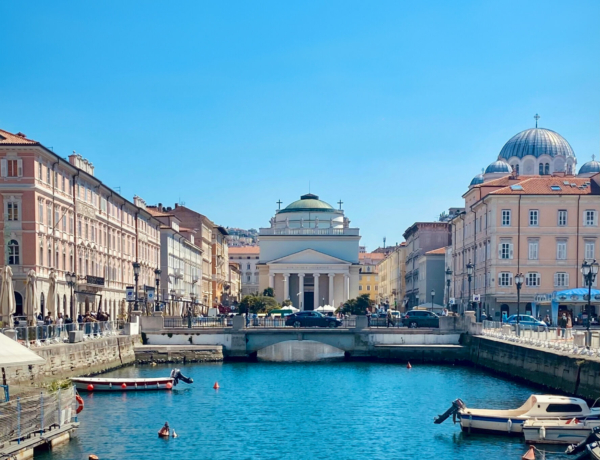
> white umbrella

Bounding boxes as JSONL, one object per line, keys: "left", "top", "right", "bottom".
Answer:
{"left": 0, "top": 266, "right": 16, "bottom": 326}
{"left": 24, "top": 270, "right": 39, "bottom": 321}
{"left": 282, "top": 305, "right": 299, "bottom": 312}
{"left": 316, "top": 305, "right": 335, "bottom": 313}
{"left": 0, "top": 332, "right": 45, "bottom": 367}
{"left": 46, "top": 270, "right": 57, "bottom": 318}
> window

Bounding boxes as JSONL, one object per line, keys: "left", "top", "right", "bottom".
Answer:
{"left": 78, "top": 220, "right": 82, "bottom": 236}
{"left": 498, "top": 272, "right": 513, "bottom": 286}
{"left": 554, "top": 272, "right": 569, "bottom": 287}
{"left": 585, "top": 210, "right": 597, "bottom": 227}
{"left": 546, "top": 404, "right": 582, "bottom": 413}
{"left": 545, "top": 163, "right": 550, "bottom": 175}
{"left": 39, "top": 202, "right": 43, "bottom": 224}
{"left": 46, "top": 167, "right": 50, "bottom": 183}
{"left": 558, "top": 210, "right": 567, "bottom": 226}
{"left": 247, "top": 263, "right": 250, "bottom": 270}
{"left": 528, "top": 241, "right": 539, "bottom": 260}
{"left": 526, "top": 273, "right": 540, "bottom": 286}
{"left": 7, "top": 202, "right": 19, "bottom": 221}
{"left": 38, "top": 162, "right": 42, "bottom": 179}
{"left": 359, "top": 285, "right": 363, "bottom": 291}
{"left": 7, "top": 240, "right": 19, "bottom": 265}
{"left": 62, "top": 211, "right": 66, "bottom": 231}
{"left": 47, "top": 205, "right": 52, "bottom": 228}
{"left": 367, "top": 285, "right": 371, "bottom": 291}
{"left": 539, "top": 163, "right": 544, "bottom": 175}
{"left": 585, "top": 241, "right": 595, "bottom": 260}
{"left": 55, "top": 209, "right": 60, "bottom": 228}
{"left": 529, "top": 210, "right": 539, "bottom": 226}
{"left": 501, "top": 210, "right": 511, "bottom": 226}
{"left": 557, "top": 241, "right": 567, "bottom": 260}
{"left": 61, "top": 175, "right": 65, "bottom": 192}
{"left": 499, "top": 241, "right": 513, "bottom": 259}
{"left": 69, "top": 214, "right": 74, "bottom": 234}
{"left": 4, "top": 159, "right": 22, "bottom": 177}
{"left": 551, "top": 185, "right": 562, "bottom": 191}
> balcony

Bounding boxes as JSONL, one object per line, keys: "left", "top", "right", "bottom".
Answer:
{"left": 259, "top": 227, "right": 360, "bottom": 236}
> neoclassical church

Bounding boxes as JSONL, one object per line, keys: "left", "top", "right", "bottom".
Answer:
{"left": 258, "top": 194, "right": 361, "bottom": 310}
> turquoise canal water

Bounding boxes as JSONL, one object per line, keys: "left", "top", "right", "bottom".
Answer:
{"left": 39, "top": 362, "right": 572, "bottom": 460}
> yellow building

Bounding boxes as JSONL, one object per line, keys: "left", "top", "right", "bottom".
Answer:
{"left": 358, "top": 252, "right": 385, "bottom": 301}
{"left": 377, "top": 243, "right": 407, "bottom": 310}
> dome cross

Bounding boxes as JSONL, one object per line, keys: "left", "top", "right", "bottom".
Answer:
{"left": 534, "top": 113, "right": 540, "bottom": 128}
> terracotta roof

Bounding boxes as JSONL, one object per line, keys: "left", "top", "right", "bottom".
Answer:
{"left": 489, "top": 176, "right": 595, "bottom": 195}
{"left": 0, "top": 129, "right": 38, "bottom": 145}
{"left": 426, "top": 247, "right": 447, "bottom": 255}
{"left": 359, "top": 252, "right": 386, "bottom": 261}
{"left": 145, "top": 206, "right": 172, "bottom": 217}
{"left": 228, "top": 246, "right": 260, "bottom": 254}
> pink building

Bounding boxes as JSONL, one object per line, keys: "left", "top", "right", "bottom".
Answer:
{"left": 0, "top": 128, "right": 161, "bottom": 324}
{"left": 451, "top": 123, "right": 600, "bottom": 321}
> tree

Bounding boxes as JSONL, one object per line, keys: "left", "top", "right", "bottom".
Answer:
{"left": 263, "top": 287, "right": 274, "bottom": 297}
{"left": 238, "top": 294, "right": 279, "bottom": 314}
{"left": 282, "top": 299, "right": 292, "bottom": 307}
{"left": 340, "top": 294, "right": 373, "bottom": 315}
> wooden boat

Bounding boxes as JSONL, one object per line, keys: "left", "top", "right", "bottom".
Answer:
{"left": 523, "top": 418, "right": 600, "bottom": 444}
{"left": 71, "top": 376, "right": 174, "bottom": 391}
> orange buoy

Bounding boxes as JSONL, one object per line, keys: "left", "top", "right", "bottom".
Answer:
{"left": 87, "top": 384, "right": 94, "bottom": 391}
{"left": 166, "top": 382, "right": 172, "bottom": 389}
{"left": 76, "top": 394, "right": 84, "bottom": 414}
{"left": 121, "top": 383, "right": 127, "bottom": 389}
{"left": 89, "top": 455, "right": 99, "bottom": 460}
{"left": 213, "top": 382, "right": 220, "bottom": 389}
{"left": 407, "top": 362, "right": 412, "bottom": 369}
{"left": 521, "top": 446, "right": 535, "bottom": 460}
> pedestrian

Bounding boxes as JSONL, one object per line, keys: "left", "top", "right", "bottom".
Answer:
{"left": 366, "top": 309, "right": 371, "bottom": 327}
{"left": 441, "top": 308, "right": 448, "bottom": 317}
{"left": 77, "top": 313, "right": 84, "bottom": 324}
{"left": 566, "top": 313, "right": 573, "bottom": 340}
{"left": 558, "top": 313, "right": 567, "bottom": 339}
{"left": 386, "top": 309, "right": 395, "bottom": 327}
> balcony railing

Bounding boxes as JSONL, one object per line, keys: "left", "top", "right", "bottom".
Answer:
{"left": 260, "top": 228, "right": 360, "bottom": 236}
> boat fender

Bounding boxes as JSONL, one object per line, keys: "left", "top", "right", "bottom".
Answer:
{"left": 76, "top": 394, "right": 84, "bottom": 414}
{"left": 172, "top": 430, "right": 178, "bottom": 438}
{"left": 540, "top": 425, "right": 546, "bottom": 440}
{"left": 507, "top": 419, "right": 512, "bottom": 433}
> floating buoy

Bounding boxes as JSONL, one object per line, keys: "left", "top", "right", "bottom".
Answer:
{"left": 213, "top": 382, "right": 220, "bottom": 389}
{"left": 89, "top": 455, "right": 99, "bottom": 460}
{"left": 521, "top": 445, "right": 535, "bottom": 460}
{"left": 121, "top": 383, "right": 127, "bottom": 389}
{"left": 407, "top": 362, "right": 412, "bottom": 369}
{"left": 87, "top": 384, "right": 94, "bottom": 391}
{"left": 172, "top": 430, "right": 178, "bottom": 438}
{"left": 166, "top": 382, "right": 172, "bottom": 389}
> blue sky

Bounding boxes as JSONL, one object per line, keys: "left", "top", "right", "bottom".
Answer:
{"left": 1, "top": 1, "right": 599, "bottom": 250}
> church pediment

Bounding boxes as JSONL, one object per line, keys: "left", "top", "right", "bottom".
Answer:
{"left": 267, "top": 249, "right": 351, "bottom": 265}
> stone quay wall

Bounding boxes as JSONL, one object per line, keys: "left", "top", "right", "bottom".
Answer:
{"left": 134, "top": 345, "right": 224, "bottom": 364}
{"left": 465, "top": 335, "right": 600, "bottom": 400}
{"left": 4, "top": 335, "right": 140, "bottom": 388}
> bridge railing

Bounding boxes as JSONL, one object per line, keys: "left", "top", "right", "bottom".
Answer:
{"left": 163, "top": 317, "right": 233, "bottom": 328}
{"left": 162, "top": 316, "right": 358, "bottom": 329}
{"left": 1, "top": 321, "right": 123, "bottom": 347}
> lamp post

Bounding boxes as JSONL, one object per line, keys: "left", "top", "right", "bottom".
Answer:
{"left": 466, "top": 260, "right": 474, "bottom": 314}
{"left": 430, "top": 289, "right": 435, "bottom": 311}
{"left": 445, "top": 267, "right": 452, "bottom": 312}
{"left": 581, "top": 260, "right": 599, "bottom": 339}
{"left": 154, "top": 268, "right": 161, "bottom": 312}
{"left": 132, "top": 262, "right": 141, "bottom": 311}
{"left": 66, "top": 272, "right": 76, "bottom": 322}
{"left": 515, "top": 273, "right": 524, "bottom": 336}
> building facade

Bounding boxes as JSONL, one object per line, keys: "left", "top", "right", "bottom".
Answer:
{"left": 416, "top": 247, "right": 447, "bottom": 308}
{"left": 228, "top": 246, "right": 260, "bottom": 296}
{"left": 452, "top": 123, "right": 600, "bottom": 320}
{"left": 0, "top": 128, "right": 161, "bottom": 324}
{"left": 377, "top": 243, "right": 407, "bottom": 310}
{"left": 228, "top": 262, "right": 241, "bottom": 304}
{"left": 258, "top": 193, "right": 361, "bottom": 310}
{"left": 358, "top": 252, "right": 384, "bottom": 301}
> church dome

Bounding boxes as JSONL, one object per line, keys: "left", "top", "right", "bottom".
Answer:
{"left": 469, "top": 173, "right": 484, "bottom": 186}
{"left": 278, "top": 194, "right": 335, "bottom": 213}
{"left": 578, "top": 159, "right": 600, "bottom": 175}
{"left": 485, "top": 161, "right": 512, "bottom": 174}
{"left": 498, "top": 128, "right": 575, "bottom": 160}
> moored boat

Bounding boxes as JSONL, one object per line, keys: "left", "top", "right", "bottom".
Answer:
{"left": 71, "top": 368, "right": 193, "bottom": 392}
{"left": 523, "top": 418, "right": 600, "bottom": 444}
{"left": 435, "top": 395, "right": 600, "bottom": 435}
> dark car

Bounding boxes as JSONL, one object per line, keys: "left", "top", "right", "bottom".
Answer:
{"left": 285, "top": 311, "right": 342, "bottom": 328}
{"left": 403, "top": 310, "right": 439, "bottom": 328}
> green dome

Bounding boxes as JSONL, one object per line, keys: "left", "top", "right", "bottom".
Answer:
{"left": 278, "top": 194, "right": 335, "bottom": 213}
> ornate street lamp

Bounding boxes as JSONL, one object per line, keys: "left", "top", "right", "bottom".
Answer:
{"left": 445, "top": 267, "right": 452, "bottom": 311}
{"left": 66, "top": 272, "right": 77, "bottom": 322}
{"left": 466, "top": 261, "right": 474, "bottom": 314}
{"left": 515, "top": 273, "right": 525, "bottom": 335}
{"left": 154, "top": 268, "right": 162, "bottom": 312}
{"left": 430, "top": 289, "right": 435, "bottom": 311}
{"left": 132, "top": 262, "right": 141, "bottom": 311}
{"left": 581, "top": 260, "right": 599, "bottom": 336}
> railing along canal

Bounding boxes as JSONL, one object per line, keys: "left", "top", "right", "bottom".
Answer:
{"left": 162, "top": 316, "right": 358, "bottom": 329}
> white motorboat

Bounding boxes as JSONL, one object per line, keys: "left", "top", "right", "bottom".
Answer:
{"left": 435, "top": 395, "right": 600, "bottom": 435}
{"left": 71, "top": 368, "right": 193, "bottom": 392}
{"left": 523, "top": 418, "right": 600, "bottom": 444}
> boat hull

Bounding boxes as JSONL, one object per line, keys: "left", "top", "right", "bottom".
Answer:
{"left": 459, "top": 415, "right": 525, "bottom": 434}
{"left": 523, "top": 422, "right": 600, "bottom": 445}
{"left": 71, "top": 377, "right": 174, "bottom": 391}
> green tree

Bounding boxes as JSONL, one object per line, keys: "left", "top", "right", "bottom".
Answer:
{"left": 238, "top": 295, "right": 279, "bottom": 314}
{"left": 263, "top": 287, "right": 274, "bottom": 297}
{"left": 340, "top": 294, "right": 373, "bottom": 315}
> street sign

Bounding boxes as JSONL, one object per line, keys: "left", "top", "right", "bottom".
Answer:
{"left": 473, "top": 294, "right": 481, "bottom": 302}
{"left": 125, "top": 286, "right": 135, "bottom": 302}
{"left": 147, "top": 288, "right": 155, "bottom": 301}
{"left": 449, "top": 298, "right": 456, "bottom": 305}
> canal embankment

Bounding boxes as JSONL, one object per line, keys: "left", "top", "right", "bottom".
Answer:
{"left": 134, "top": 344, "right": 223, "bottom": 363}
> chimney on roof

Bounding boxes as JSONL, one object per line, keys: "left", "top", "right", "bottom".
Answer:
{"left": 16, "top": 132, "right": 26, "bottom": 138}
{"left": 175, "top": 203, "right": 178, "bottom": 208}
{"left": 158, "top": 203, "right": 163, "bottom": 212}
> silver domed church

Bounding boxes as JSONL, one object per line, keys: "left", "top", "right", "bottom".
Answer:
{"left": 258, "top": 194, "right": 361, "bottom": 310}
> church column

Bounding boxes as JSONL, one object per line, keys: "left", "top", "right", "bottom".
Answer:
{"left": 269, "top": 273, "right": 275, "bottom": 289}
{"left": 283, "top": 274, "right": 290, "bottom": 300}
{"left": 313, "top": 273, "right": 320, "bottom": 308}
{"left": 344, "top": 274, "right": 350, "bottom": 302}
{"left": 298, "top": 273, "right": 305, "bottom": 310}
{"left": 328, "top": 274, "right": 335, "bottom": 306}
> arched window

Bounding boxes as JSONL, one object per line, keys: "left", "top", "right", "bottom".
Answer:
{"left": 40, "top": 292, "right": 45, "bottom": 317}
{"left": 539, "top": 163, "right": 544, "bottom": 175}
{"left": 8, "top": 239, "right": 19, "bottom": 265}
{"left": 15, "top": 292, "right": 23, "bottom": 316}
{"left": 544, "top": 163, "right": 550, "bottom": 175}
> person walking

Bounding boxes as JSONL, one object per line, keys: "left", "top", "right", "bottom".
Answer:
{"left": 386, "top": 309, "right": 395, "bottom": 328}
{"left": 366, "top": 309, "right": 372, "bottom": 327}
{"left": 566, "top": 313, "right": 573, "bottom": 340}
{"left": 558, "top": 312, "right": 567, "bottom": 339}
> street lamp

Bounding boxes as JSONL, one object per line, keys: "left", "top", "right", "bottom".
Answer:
{"left": 154, "top": 268, "right": 162, "bottom": 312}
{"left": 132, "top": 262, "right": 141, "bottom": 311}
{"left": 66, "top": 272, "right": 77, "bottom": 322}
{"left": 515, "top": 272, "right": 525, "bottom": 335}
{"left": 430, "top": 289, "right": 435, "bottom": 311}
{"left": 581, "top": 260, "right": 599, "bottom": 338}
{"left": 466, "top": 260, "right": 474, "bottom": 314}
{"left": 445, "top": 267, "right": 452, "bottom": 312}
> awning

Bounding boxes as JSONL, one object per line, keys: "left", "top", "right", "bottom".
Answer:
{"left": 0, "top": 333, "right": 46, "bottom": 367}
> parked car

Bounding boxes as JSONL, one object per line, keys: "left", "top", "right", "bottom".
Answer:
{"left": 403, "top": 310, "right": 439, "bottom": 328}
{"left": 504, "top": 314, "right": 546, "bottom": 329}
{"left": 285, "top": 311, "right": 342, "bottom": 328}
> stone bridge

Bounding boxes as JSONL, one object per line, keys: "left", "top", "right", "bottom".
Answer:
{"left": 140, "top": 315, "right": 473, "bottom": 359}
